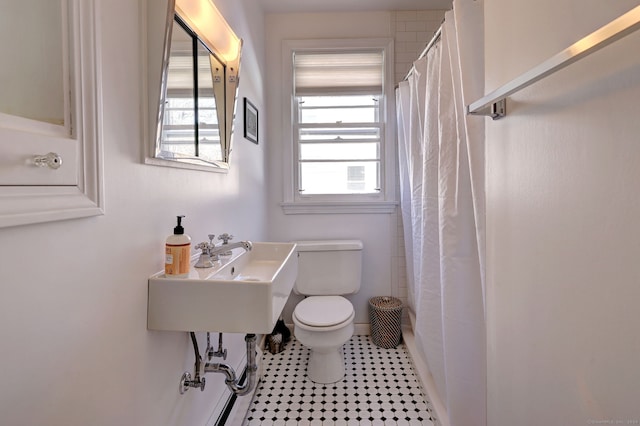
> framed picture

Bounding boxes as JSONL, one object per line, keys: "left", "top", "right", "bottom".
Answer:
{"left": 244, "top": 98, "right": 258, "bottom": 144}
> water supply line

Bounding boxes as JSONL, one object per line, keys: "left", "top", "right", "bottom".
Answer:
{"left": 206, "top": 332, "right": 227, "bottom": 360}
{"left": 180, "top": 332, "right": 206, "bottom": 393}
{"left": 180, "top": 333, "right": 257, "bottom": 396}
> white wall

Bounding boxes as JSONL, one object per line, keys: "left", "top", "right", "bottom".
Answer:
{"left": 0, "top": 0, "right": 266, "bottom": 425}
{"left": 485, "top": 1, "right": 640, "bottom": 425}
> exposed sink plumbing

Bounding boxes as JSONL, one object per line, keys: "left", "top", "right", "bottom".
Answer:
{"left": 207, "top": 332, "right": 227, "bottom": 360}
{"left": 180, "top": 332, "right": 258, "bottom": 396}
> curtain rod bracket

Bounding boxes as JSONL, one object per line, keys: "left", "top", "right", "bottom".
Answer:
{"left": 467, "top": 99, "right": 506, "bottom": 120}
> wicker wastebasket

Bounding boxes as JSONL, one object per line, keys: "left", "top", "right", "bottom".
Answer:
{"left": 368, "top": 296, "right": 403, "bottom": 348}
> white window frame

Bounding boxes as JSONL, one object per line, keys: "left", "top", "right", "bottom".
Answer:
{"left": 281, "top": 38, "right": 397, "bottom": 215}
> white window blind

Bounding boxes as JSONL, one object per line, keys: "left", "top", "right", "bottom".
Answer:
{"left": 294, "top": 51, "right": 384, "bottom": 95}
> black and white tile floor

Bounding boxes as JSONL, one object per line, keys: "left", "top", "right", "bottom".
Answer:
{"left": 243, "top": 335, "right": 438, "bottom": 426}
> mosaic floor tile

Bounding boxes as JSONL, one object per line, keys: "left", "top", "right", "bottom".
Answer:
{"left": 243, "top": 335, "right": 438, "bottom": 426}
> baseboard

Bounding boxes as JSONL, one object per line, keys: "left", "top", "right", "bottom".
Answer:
{"left": 401, "top": 323, "right": 450, "bottom": 426}
{"left": 354, "top": 323, "right": 371, "bottom": 335}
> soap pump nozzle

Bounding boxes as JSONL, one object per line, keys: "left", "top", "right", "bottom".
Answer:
{"left": 174, "top": 215, "right": 185, "bottom": 235}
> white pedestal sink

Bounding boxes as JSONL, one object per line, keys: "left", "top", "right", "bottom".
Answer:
{"left": 148, "top": 242, "right": 297, "bottom": 334}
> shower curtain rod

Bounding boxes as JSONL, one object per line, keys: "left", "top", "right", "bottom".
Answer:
{"left": 467, "top": 5, "right": 640, "bottom": 119}
{"left": 403, "top": 26, "right": 442, "bottom": 81}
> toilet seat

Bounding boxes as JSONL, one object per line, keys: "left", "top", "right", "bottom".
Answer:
{"left": 294, "top": 296, "right": 354, "bottom": 328}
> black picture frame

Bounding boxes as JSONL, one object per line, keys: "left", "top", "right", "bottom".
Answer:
{"left": 244, "top": 98, "right": 258, "bottom": 144}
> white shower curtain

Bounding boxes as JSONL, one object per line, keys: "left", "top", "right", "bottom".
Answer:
{"left": 396, "top": 2, "right": 486, "bottom": 426}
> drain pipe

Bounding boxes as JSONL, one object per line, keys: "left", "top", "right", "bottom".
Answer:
{"left": 181, "top": 333, "right": 258, "bottom": 396}
{"left": 204, "top": 333, "right": 258, "bottom": 396}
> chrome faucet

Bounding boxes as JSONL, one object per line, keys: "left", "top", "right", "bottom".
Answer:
{"left": 217, "top": 233, "right": 234, "bottom": 257}
{"left": 208, "top": 240, "right": 252, "bottom": 259}
{"left": 194, "top": 235, "right": 252, "bottom": 268}
{"left": 194, "top": 234, "right": 217, "bottom": 268}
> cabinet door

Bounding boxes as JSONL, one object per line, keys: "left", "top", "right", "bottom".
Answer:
{"left": 0, "top": 0, "right": 103, "bottom": 228}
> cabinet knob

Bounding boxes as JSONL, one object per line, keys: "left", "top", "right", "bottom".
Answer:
{"left": 33, "top": 152, "right": 63, "bottom": 170}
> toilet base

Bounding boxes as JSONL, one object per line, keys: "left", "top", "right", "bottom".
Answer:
{"left": 293, "top": 299, "right": 355, "bottom": 384}
{"left": 307, "top": 346, "right": 345, "bottom": 383}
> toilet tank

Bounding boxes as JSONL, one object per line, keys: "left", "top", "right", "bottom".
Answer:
{"left": 294, "top": 240, "right": 363, "bottom": 295}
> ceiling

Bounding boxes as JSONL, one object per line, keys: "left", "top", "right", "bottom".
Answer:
{"left": 256, "top": 0, "right": 452, "bottom": 13}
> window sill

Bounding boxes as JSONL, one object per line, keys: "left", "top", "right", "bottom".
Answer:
{"left": 144, "top": 156, "right": 229, "bottom": 173}
{"left": 281, "top": 201, "right": 397, "bottom": 215}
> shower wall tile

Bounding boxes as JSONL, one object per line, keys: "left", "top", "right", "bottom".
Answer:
{"left": 405, "top": 21, "right": 429, "bottom": 32}
{"left": 417, "top": 10, "right": 449, "bottom": 21}
{"left": 390, "top": 256, "right": 399, "bottom": 299}
{"left": 389, "top": 211, "right": 398, "bottom": 258}
{"left": 396, "top": 31, "right": 418, "bottom": 42}
{"left": 393, "top": 9, "right": 447, "bottom": 83}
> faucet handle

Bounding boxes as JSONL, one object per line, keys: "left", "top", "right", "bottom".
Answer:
{"left": 194, "top": 241, "right": 215, "bottom": 268}
{"left": 208, "top": 234, "right": 216, "bottom": 244}
{"left": 218, "top": 233, "right": 234, "bottom": 244}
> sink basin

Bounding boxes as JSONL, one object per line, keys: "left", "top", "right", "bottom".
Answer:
{"left": 148, "top": 242, "right": 297, "bottom": 334}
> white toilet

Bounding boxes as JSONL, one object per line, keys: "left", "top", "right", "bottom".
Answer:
{"left": 292, "top": 240, "right": 363, "bottom": 383}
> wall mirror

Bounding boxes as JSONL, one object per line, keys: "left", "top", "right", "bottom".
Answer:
{"left": 0, "top": 0, "right": 103, "bottom": 228}
{"left": 147, "top": 0, "right": 242, "bottom": 172}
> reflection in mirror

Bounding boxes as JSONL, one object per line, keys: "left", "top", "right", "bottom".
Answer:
{"left": 197, "top": 42, "right": 225, "bottom": 162}
{"left": 158, "top": 17, "right": 225, "bottom": 164}
{"left": 0, "top": 0, "right": 66, "bottom": 126}
{"left": 154, "top": 0, "right": 242, "bottom": 171}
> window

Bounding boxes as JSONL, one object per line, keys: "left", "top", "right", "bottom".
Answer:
{"left": 296, "top": 94, "right": 381, "bottom": 194}
{"left": 282, "top": 39, "right": 396, "bottom": 214}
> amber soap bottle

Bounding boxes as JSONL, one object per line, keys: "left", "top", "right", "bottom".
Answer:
{"left": 165, "top": 215, "right": 191, "bottom": 277}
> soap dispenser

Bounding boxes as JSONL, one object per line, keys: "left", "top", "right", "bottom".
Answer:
{"left": 165, "top": 215, "right": 191, "bottom": 278}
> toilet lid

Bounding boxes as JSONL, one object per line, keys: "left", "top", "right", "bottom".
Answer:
{"left": 295, "top": 296, "right": 353, "bottom": 327}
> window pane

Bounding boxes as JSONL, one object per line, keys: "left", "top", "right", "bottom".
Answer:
{"left": 299, "top": 126, "right": 380, "bottom": 141}
{"left": 300, "top": 95, "right": 377, "bottom": 108}
{"left": 347, "top": 165, "right": 366, "bottom": 191}
{"left": 300, "top": 107, "right": 377, "bottom": 123}
{"left": 198, "top": 97, "right": 218, "bottom": 125}
{"left": 197, "top": 41, "right": 222, "bottom": 161}
{"left": 160, "top": 22, "right": 195, "bottom": 159}
{"left": 298, "top": 95, "right": 379, "bottom": 124}
{"left": 199, "top": 138, "right": 222, "bottom": 161}
{"left": 197, "top": 43, "right": 219, "bottom": 128}
{"left": 299, "top": 142, "right": 379, "bottom": 161}
{"left": 165, "top": 98, "right": 195, "bottom": 124}
{"left": 299, "top": 161, "right": 379, "bottom": 194}
{"left": 160, "top": 104, "right": 195, "bottom": 160}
